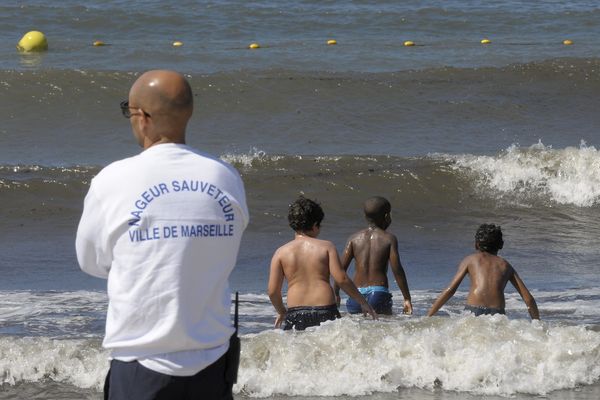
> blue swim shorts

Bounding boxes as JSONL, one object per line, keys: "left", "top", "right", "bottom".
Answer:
{"left": 346, "top": 286, "right": 393, "bottom": 315}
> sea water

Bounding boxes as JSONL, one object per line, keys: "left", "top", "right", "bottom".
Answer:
{"left": 1, "top": 1, "right": 599, "bottom": 399}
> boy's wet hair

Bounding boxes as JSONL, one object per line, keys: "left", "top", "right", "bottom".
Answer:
{"left": 476, "top": 224, "right": 504, "bottom": 253}
{"left": 288, "top": 196, "right": 324, "bottom": 232}
{"left": 363, "top": 196, "right": 391, "bottom": 222}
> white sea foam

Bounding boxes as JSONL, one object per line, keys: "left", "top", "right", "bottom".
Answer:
{"left": 1, "top": 290, "right": 600, "bottom": 396}
{"left": 236, "top": 316, "right": 600, "bottom": 397}
{"left": 0, "top": 337, "right": 108, "bottom": 389}
{"left": 447, "top": 141, "right": 600, "bottom": 207}
{"left": 220, "top": 148, "right": 287, "bottom": 169}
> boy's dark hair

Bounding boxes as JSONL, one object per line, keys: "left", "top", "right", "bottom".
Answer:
{"left": 475, "top": 224, "right": 504, "bottom": 253}
{"left": 363, "top": 196, "right": 391, "bottom": 222}
{"left": 288, "top": 196, "right": 324, "bottom": 232}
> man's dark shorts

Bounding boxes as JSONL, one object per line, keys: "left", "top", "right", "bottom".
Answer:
{"left": 283, "top": 304, "right": 341, "bottom": 331}
{"left": 104, "top": 351, "right": 232, "bottom": 400}
{"left": 346, "top": 286, "right": 392, "bottom": 315}
{"left": 464, "top": 304, "right": 506, "bottom": 316}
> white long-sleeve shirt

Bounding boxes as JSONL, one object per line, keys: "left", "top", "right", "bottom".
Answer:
{"left": 76, "top": 143, "right": 248, "bottom": 375}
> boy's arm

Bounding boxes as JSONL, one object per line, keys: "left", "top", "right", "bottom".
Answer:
{"left": 389, "top": 236, "right": 413, "bottom": 314}
{"left": 328, "top": 242, "right": 377, "bottom": 319}
{"left": 427, "top": 258, "right": 469, "bottom": 316}
{"left": 509, "top": 269, "right": 540, "bottom": 320}
{"left": 333, "top": 239, "right": 354, "bottom": 306}
{"left": 267, "top": 251, "right": 287, "bottom": 328}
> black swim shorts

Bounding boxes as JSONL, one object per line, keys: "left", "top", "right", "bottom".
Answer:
{"left": 283, "top": 304, "right": 341, "bottom": 331}
{"left": 464, "top": 304, "right": 506, "bottom": 316}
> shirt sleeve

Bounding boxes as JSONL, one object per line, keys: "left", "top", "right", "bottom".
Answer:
{"left": 236, "top": 175, "right": 250, "bottom": 229}
{"left": 75, "top": 183, "right": 112, "bottom": 279}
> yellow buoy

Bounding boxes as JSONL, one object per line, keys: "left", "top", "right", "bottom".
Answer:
{"left": 327, "top": 39, "right": 337, "bottom": 45}
{"left": 249, "top": 43, "right": 260, "bottom": 49}
{"left": 404, "top": 40, "right": 415, "bottom": 47}
{"left": 93, "top": 40, "right": 105, "bottom": 47}
{"left": 172, "top": 41, "right": 183, "bottom": 47}
{"left": 16, "top": 31, "right": 48, "bottom": 52}
{"left": 481, "top": 38, "right": 491, "bottom": 45}
{"left": 563, "top": 39, "right": 573, "bottom": 45}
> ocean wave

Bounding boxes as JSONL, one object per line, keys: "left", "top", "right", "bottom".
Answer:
{"left": 0, "top": 336, "right": 107, "bottom": 389}
{"left": 1, "top": 317, "right": 598, "bottom": 396}
{"left": 220, "top": 148, "right": 289, "bottom": 169}
{"left": 223, "top": 143, "right": 600, "bottom": 209}
{"left": 1, "top": 289, "right": 600, "bottom": 395}
{"left": 2, "top": 58, "right": 600, "bottom": 98}
{"left": 446, "top": 141, "right": 600, "bottom": 207}
{"left": 2, "top": 143, "right": 598, "bottom": 219}
{"left": 237, "top": 316, "right": 600, "bottom": 397}
{"left": 0, "top": 291, "right": 106, "bottom": 338}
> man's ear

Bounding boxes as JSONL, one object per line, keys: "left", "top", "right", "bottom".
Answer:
{"left": 139, "top": 112, "right": 152, "bottom": 130}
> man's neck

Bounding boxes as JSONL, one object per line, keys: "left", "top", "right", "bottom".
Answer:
{"left": 143, "top": 135, "right": 186, "bottom": 149}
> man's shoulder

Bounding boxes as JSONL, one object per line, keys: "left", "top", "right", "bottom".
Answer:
{"left": 92, "top": 154, "right": 140, "bottom": 182}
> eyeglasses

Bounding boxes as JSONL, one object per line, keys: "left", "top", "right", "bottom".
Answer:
{"left": 120, "top": 100, "right": 151, "bottom": 118}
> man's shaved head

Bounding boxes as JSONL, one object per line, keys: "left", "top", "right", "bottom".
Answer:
{"left": 130, "top": 70, "right": 192, "bottom": 113}
{"left": 128, "top": 70, "right": 193, "bottom": 147}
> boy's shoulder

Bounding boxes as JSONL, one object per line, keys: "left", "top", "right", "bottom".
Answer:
{"left": 348, "top": 228, "right": 369, "bottom": 239}
{"left": 314, "top": 237, "right": 336, "bottom": 249}
{"left": 381, "top": 229, "right": 398, "bottom": 240}
{"left": 373, "top": 228, "right": 398, "bottom": 244}
{"left": 349, "top": 227, "right": 396, "bottom": 241}
{"left": 464, "top": 251, "right": 512, "bottom": 269}
{"left": 276, "top": 237, "right": 334, "bottom": 252}
{"left": 273, "top": 239, "right": 297, "bottom": 255}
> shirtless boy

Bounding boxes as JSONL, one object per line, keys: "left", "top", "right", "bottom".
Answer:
{"left": 334, "top": 196, "right": 413, "bottom": 315}
{"left": 427, "top": 224, "right": 539, "bottom": 319}
{"left": 268, "top": 196, "right": 376, "bottom": 330}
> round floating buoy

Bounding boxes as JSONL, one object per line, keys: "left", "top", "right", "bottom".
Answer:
{"left": 327, "top": 39, "right": 337, "bottom": 45}
{"left": 16, "top": 31, "right": 48, "bottom": 52}
{"left": 481, "top": 38, "right": 491, "bottom": 45}
{"left": 93, "top": 40, "right": 105, "bottom": 47}
{"left": 563, "top": 39, "right": 573, "bottom": 45}
{"left": 404, "top": 41, "right": 415, "bottom": 47}
{"left": 172, "top": 41, "right": 183, "bottom": 47}
{"left": 249, "top": 43, "right": 260, "bottom": 49}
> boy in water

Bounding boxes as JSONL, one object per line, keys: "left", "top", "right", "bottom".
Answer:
{"left": 334, "top": 196, "right": 413, "bottom": 315}
{"left": 268, "top": 196, "right": 376, "bottom": 330}
{"left": 427, "top": 224, "right": 540, "bottom": 319}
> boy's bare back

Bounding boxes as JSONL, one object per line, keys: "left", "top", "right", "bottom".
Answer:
{"left": 268, "top": 196, "right": 376, "bottom": 329}
{"left": 345, "top": 227, "right": 396, "bottom": 287}
{"left": 335, "top": 196, "right": 412, "bottom": 314}
{"left": 461, "top": 251, "right": 514, "bottom": 309}
{"left": 272, "top": 236, "right": 338, "bottom": 308}
{"left": 427, "top": 224, "right": 539, "bottom": 319}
